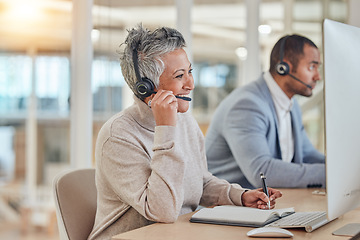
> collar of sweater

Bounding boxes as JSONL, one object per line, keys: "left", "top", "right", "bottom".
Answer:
{"left": 130, "top": 95, "right": 156, "bottom": 132}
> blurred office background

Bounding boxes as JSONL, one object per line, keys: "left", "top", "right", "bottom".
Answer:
{"left": 0, "top": 0, "right": 359, "bottom": 239}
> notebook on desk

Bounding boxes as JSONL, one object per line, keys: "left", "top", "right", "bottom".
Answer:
{"left": 190, "top": 206, "right": 295, "bottom": 228}
{"left": 190, "top": 205, "right": 329, "bottom": 232}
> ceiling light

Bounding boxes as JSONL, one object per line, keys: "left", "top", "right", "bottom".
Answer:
{"left": 235, "top": 47, "right": 247, "bottom": 60}
{"left": 258, "top": 25, "right": 272, "bottom": 34}
{"left": 5, "top": 0, "right": 44, "bottom": 21}
{"left": 92, "top": 29, "right": 100, "bottom": 42}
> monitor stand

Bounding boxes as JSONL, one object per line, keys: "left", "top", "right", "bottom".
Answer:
{"left": 332, "top": 223, "right": 360, "bottom": 237}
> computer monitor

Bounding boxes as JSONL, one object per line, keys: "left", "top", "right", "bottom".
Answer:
{"left": 323, "top": 19, "right": 360, "bottom": 230}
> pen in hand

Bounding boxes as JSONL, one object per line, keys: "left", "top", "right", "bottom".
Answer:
{"left": 260, "top": 172, "right": 271, "bottom": 210}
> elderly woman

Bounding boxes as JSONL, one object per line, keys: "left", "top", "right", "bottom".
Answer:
{"left": 88, "top": 24, "right": 282, "bottom": 240}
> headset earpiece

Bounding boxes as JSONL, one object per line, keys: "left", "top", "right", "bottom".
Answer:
{"left": 276, "top": 62, "right": 290, "bottom": 76}
{"left": 132, "top": 43, "right": 155, "bottom": 99}
{"left": 135, "top": 77, "right": 155, "bottom": 98}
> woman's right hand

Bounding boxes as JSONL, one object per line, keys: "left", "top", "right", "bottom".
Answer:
{"left": 241, "top": 188, "right": 282, "bottom": 209}
{"left": 149, "top": 90, "right": 178, "bottom": 126}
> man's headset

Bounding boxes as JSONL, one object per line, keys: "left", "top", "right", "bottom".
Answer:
{"left": 132, "top": 44, "right": 191, "bottom": 101}
{"left": 276, "top": 36, "right": 291, "bottom": 76}
{"left": 275, "top": 36, "right": 312, "bottom": 89}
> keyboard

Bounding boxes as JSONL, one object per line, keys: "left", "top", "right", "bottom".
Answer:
{"left": 266, "top": 211, "right": 329, "bottom": 232}
{"left": 350, "top": 231, "right": 360, "bottom": 240}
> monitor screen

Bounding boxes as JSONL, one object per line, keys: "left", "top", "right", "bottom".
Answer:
{"left": 323, "top": 19, "right": 360, "bottom": 221}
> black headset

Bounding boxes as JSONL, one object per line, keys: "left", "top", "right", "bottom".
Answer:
{"left": 132, "top": 44, "right": 155, "bottom": 99}
{"left": 276, "top": 35, "right": 290, "bottom": 76}
{"left": 131, "top": 41, "right": 192, "bottom": 101}
{"left": 275, "top": 35, "right": 313, "bottom": 89}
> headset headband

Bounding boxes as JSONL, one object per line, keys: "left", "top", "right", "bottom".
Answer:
{"left": 279, "top": 35, "right": 290, "bottom": 63}
{"left": 132, "top": 43, "right": 142, "bottom": 83}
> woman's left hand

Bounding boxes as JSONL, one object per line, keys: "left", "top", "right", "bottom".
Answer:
{"left": 241, "top": 188, "right": 282, "bottom": 209}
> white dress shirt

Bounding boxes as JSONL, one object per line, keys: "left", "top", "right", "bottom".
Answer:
{"left": 264, "top": 71, "right": 294, "bottom": 162}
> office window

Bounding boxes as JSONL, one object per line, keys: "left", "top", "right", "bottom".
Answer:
{"left": 36, "top": 56, "right": 70, "bottom": 113}
{"left": 92, "top": 57, "right": 125, "bottom": 115}
{"left": 192, "top": 62, "right": 237, "bottom": 122}
{"left": 0, "top": 54, "right": 71, "bottom": 115}
{"left": 0, "top": 54, "right": 32, "bottom": 113}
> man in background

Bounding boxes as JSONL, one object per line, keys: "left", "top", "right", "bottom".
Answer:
{"left": 205, "top": 34, "right": 325, "bottom": 189}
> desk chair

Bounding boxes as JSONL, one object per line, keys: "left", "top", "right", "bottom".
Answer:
{"left": 53, "top": 168, "right": 97, "bottom": 240}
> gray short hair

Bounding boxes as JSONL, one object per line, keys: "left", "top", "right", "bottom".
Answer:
{"left": 119, "top": 24, "right": 186, "bottom": 99}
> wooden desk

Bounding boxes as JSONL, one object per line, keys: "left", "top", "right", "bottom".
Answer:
{"left": 112, "top": 189, "right": 360, "bottom": 240}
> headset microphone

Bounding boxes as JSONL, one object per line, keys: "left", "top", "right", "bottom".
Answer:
{"left": 288, "top": 74, "right": 312, "bottom": 89}
{"left": 137, "top": 87, "right": 192, "bottom": 101}
{"left": 151, "top": 91, "right": 191, "bottom": 101}
{"left": 132, "top": 43, "right": 191, "bottom": 101}
{"left": 175, "top": 95, "right": 192, "bottom": 101}
{"left": 276, "top": 36, "right": 312, "bottom": 90}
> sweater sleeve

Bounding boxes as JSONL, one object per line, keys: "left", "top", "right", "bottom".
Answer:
{"left": 196, "top": 124, "right": 246, "bottom": 207}
{"left": 200, "top": 171, "right": 246, "bottom": 207}
{"left": 99, "top": 125, "right": 185, "bottom": 223}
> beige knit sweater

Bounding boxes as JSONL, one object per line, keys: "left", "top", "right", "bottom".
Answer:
{"left": 88, "top": 96, "right": 246, "bottom": 240}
